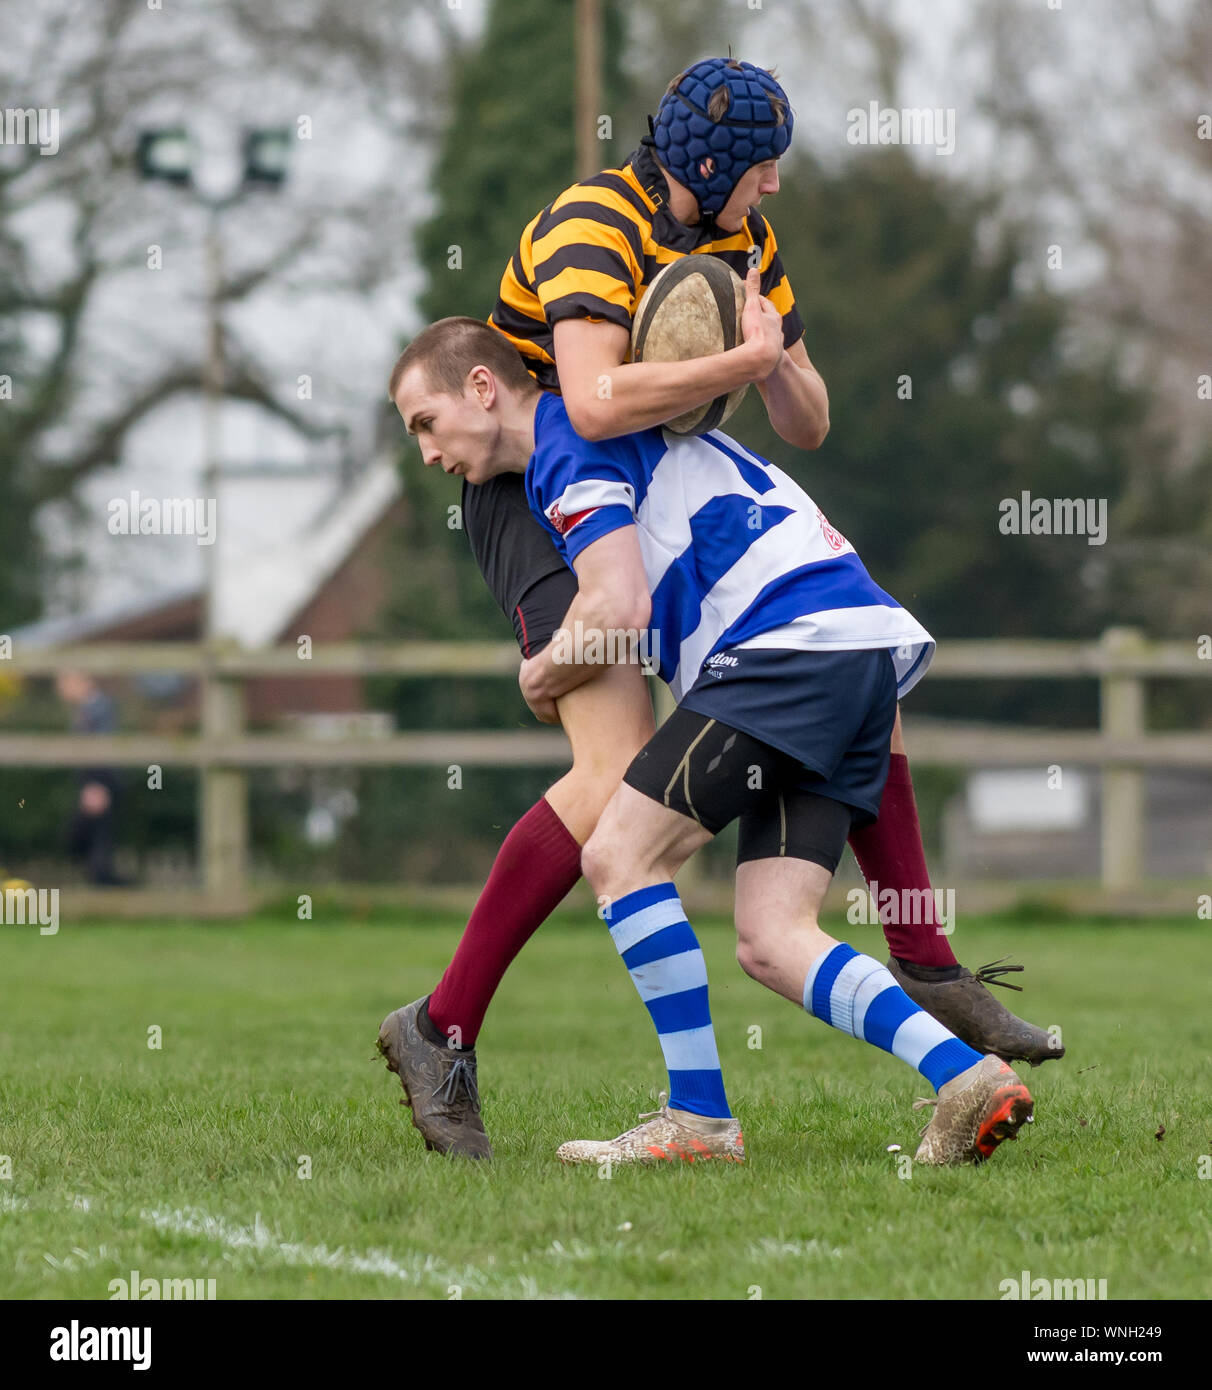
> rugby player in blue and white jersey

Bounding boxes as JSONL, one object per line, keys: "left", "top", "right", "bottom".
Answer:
{"left": 392, "top": 317, "right": 1036, "bottom": 1167}
{"left": 380, "top": 59, "right": 1055, "bottom": 1163}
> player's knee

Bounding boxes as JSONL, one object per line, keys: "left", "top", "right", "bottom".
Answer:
{"left": 735, "top": 932, "right": 773, "bottom": 983}
{"left": 736, "top": 902, "right": 810, "bottom": 983}
{"left": 565, "top": 761, "right": 627, "bottom": 824}
{"left": 583, "top": 816, "right": 669, "bottom": 895}
{"left": 580, "top": 825, "right": 619, "bottom": 893}
{"left": 734, "top": 914, "right": 776, "bottom": 981}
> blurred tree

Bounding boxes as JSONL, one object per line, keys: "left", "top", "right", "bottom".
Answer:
{"left": 0, "top": 0, "right": 463, "bottom": 548}
{"left": 623, "top": 0, "right": 736, "bottom": 92}
{"left": 391, "top": 0, "right": 632, "bottom": 656}
{"left": 965, "top": 0, "right": 1212, "bottom": 636}
{"left": 417, "top": 0, "right": 631, "bottom": 325}
{"left": 0, "top": 294, "right": 42, "bottom": 626}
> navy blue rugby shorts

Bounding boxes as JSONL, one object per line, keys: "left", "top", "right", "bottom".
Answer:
{"left": 623, "top": 647, "right": 898, "bottom": 853}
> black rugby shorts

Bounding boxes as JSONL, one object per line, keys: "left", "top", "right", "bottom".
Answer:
{"left": 462, "top": 472, "right": 578, "bottom": 657}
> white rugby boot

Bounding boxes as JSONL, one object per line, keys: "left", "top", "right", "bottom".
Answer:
{"left": 557, "top": 1095, "right": 744, "bottom": 1166}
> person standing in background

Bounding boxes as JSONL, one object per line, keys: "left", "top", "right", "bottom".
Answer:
{"left": 56, "top": 670, "right": 130, "bottom": 886}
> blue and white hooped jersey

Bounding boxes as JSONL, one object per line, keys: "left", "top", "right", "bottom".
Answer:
{"left": 524, "top": 392, "right": 934, "bottom": 702}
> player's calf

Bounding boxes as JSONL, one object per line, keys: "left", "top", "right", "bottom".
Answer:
{"left": 592, "top": 882, "right": 734, "bottom": 1121}
{"left": 802, "top": 940, "right": 987, "bottom": 1091}
{"left": 581, "top": 787, "right": 733, "bottom": 1124}
{"left": 552, "top": 890, "right": 744, "bottom": 1164}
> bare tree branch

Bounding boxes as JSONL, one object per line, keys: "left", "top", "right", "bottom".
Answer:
{"left": 1, "top": 0, "right": 457, "bottom": 537}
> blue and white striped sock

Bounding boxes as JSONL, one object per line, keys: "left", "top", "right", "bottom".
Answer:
{"left": 803, "top": 942, "right": 982, "bottom": 1092}
{"left": 604, "top": 883, "right": 731, "bottom": 1119}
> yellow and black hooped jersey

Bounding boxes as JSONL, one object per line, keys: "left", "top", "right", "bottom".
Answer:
{"left": 488, "top": 138, "right": 804, "bottom": 391}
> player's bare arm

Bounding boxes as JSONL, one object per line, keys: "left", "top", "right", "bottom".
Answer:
{"left": 553, "top": 270, "right": 824, "bottom": 448}
{"left": 551, "top": 289, "right": 782, "bottom": 442}
{"left": 757, "top": 334, "right": 830, "bottom": 449}
{"left": 518, "top": 525, "right": 650, "bottom": 720}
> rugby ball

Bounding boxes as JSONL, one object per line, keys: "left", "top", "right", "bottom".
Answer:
{"left": 631, "top": 255, "right": 749, "bottom": 436}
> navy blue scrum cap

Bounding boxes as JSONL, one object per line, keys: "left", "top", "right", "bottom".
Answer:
{"left": 650, "top": 59, "right": 793, "bottom": 224}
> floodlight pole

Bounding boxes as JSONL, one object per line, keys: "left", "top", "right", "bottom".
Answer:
{"left": 202, "top": 206, "right": 224, "bottom": 643}
{"left": 139, "top": 132, "right": 287, "bottom": 908}
{"left": 197, "top": 198, "right": 249, "bottom": 907}
{"left": 138, "top": 130, "right": 288, "bottom": 639}
{"left": 189, "top": 186, "right": 247, "bottom": 644}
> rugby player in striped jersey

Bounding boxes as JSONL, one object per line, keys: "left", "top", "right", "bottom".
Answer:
{"left": 379, "top": 59, "right": 1056, "bottom": 1160}
{"left": 390, "top": 315, "right": 1036, "bottom": 1166}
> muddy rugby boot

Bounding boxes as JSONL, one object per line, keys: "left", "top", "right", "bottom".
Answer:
{"left": 914, "top": 1055, "right": 1034, "bottom": 1165}
{"left": 377, "top": 998, "right": 492, "bottom": 1159}
{"left": 888, "top": 956, "right": 1062, "bottom": 1067}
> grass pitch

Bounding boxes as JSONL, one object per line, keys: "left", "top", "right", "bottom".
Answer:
{"left": 0, "top": 910, "right": 1207, "bottom": 1300}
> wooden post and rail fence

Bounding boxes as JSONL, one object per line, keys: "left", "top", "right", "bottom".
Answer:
{"left": 0, "top": 626, "right": 1207, "bottom": 915}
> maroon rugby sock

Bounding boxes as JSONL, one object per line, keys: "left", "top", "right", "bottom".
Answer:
{"left": 425, "top": 796, "right": 583, "bottom": 1047}
{"left": 846, "top": 753, "right": 959, "bottom": 970}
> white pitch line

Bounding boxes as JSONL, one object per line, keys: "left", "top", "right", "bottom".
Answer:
{"left": 140, "top": 1206, "right": 581, "bottom": 1300}
{"left": 745, "top": 1237, "right": 844, "bottom": 1259}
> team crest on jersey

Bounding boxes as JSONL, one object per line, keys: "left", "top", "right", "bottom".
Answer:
{"left": 816, "top": 506, "right": 848, "bottom": 552}
{"left": 546, "top": 500, "right": 598, "bottom": 535}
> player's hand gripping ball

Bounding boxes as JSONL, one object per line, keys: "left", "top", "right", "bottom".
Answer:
{"left": 630, "top": 255, "right": 749, "bottom": 435}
